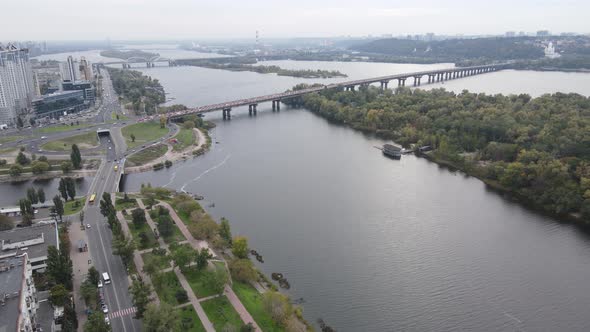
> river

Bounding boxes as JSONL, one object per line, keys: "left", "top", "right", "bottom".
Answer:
{"left": 119, "top": 62, "right": 590, "bottom": 331}
{"left": 15, "top": 54, "right": 590, "bottom": 330}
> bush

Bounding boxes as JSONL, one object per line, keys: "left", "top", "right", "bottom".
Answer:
{"left": 31, "top": 161, "right": 50, "bottom": 174}
{"left": 0, "top": 159, "right": 7, "bottom": 166}
{"left": 229, "top": 259, "right": 258, "bottom": 282}
{"left": 37, "top": 155, "right": 48, "bottom": 162}
{"left": 152, "top": 162, "right": 164, "bottom": 170}
{"left": 164, "top": 160, "right": 172, "bottom": 168}
{"left": 175, "top": 289, "right": 188, "bottom": 303}
{"left": 9, "top": 164, "right": 23, "bottom": 177}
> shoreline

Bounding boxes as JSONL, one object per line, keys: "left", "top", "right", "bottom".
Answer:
{"left": 0, "top": 169, "right": 98, "bottom": 183}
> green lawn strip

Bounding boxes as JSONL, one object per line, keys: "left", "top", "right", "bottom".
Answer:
{"left": 0, "top": 147, "right": 18, "bottom": 154}
{"left": 121, "top": 122, "right": 168, "bottom": 149}
{"left": 41, "top": 132, "right": 99, "bottom": 151}
{"left": 182, "top": 265, "right": 224, "bottom": 298}
{"left": 162, "top": 223, "right": 186, "bottom": 244}
{"left": 152, "top": 271, "right": 188, "bottom": 306}
{"left": 176, "top": 306, "right": 206, "bottom": 332}
{"left": 64, "top": 197, "right": 86, "bottom": 215}
{"left": 232, "top": 281, "right": 284, "bottom": 331}
{"left": 141, "top": 251, "right": 171, "bottom": 270}
{"left": 201, "top": 295, "right": 244, "bottom": 331}
{"left": 38, "top": 124, "right": 93, "bottom": 134}
{"left": 172, "top": 128, "right": 195, "bottom": 152}
{"left": 127, "top": 221, "right": 158, "bottom": 250}
{"left": 0, "top": 136, "right": 24, "bottom": 144}
{"left": 115, "top": 198, "right": 138, "bottom": 211}
{"left": 125, "top": 144, "right": 168, "bottom": 167}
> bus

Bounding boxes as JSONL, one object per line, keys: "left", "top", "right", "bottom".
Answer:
{"left": 102, "top": 272, "right": 111, "bottom": 285}
{"left": 89, "top": 193, "right": 96, "bottom": 204}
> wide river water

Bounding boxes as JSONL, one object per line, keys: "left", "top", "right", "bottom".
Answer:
{"left": 11, "top": 57, "right": 590, "bottom": 331}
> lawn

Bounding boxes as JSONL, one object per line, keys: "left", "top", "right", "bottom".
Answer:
{"left": 38, "top": 124, "right": 93, "bottom": 134}
{"left": 162, "top": 223, "right": 185, "bottom": 244}
{"left": 0, "top": 135, "right": 24, "bottom": 144}
{"left": 121, "top": 121, "right": 168, "bottom": 149}
{"left": 64, "top": 197, "right": 86, "bottom": 215}
{"left": 233, "top": 282, "right": 284, "bottom": 332}
{"left": 115, "top": 198, "right": 138, "bottom": 211}
{"left": 141, "top": 251, "right": 171, "bottom": 270}
{"left": 152, "top": 271, "right": 188, "bottom": 306}
{"left": 176, "top": 306, "right": 206, "bottom": 332}
{"left": 172, "top": 128, "right": 195, "bottom": 152}
{"left": 112, "top": 112, "right": 129, "bottom": 121}
{"left": 182, "top": 266, "right": 224, "bottom": 298}
{"left": 41, "top": 132, "right": 99, "bottom": 151}
{"left": 127, "top": 221, "right": 158, "bottom": 250}
{"left": 201, "top": 296, "right": 244, "bottom": 331}
{"left": 125, "top": 144, "right": 168, "bottom": 167}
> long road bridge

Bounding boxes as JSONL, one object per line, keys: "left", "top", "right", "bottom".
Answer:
{"left": 151, "top": 63, "right": 508, "bottom": 121}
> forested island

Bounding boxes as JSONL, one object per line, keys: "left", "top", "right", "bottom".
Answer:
{"left": 177, "top": 58, "right": 347, "bottom": 78}
{"left": 284, "top": 84, "right": 590, "bottom": 222}
{"left": 100, "top": 49, "right": 159, "bottom": 60}
{"left": 107, "top": 68, "right": 165, "bottom": 115}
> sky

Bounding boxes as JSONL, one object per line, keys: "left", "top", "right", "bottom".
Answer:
{"left": 2, "top": 0, "right": 589, "bottom": 41}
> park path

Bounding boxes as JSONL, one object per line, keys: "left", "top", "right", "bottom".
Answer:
{"left": 157, "top": 201, "right": 261, "bottom": 331}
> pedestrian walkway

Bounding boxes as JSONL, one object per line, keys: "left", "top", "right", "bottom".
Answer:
{"left": 109, "top": 306, "right": 137, "bottom": 319}
{"left": 68, "top": 214, "right": 92, "bottom": 331}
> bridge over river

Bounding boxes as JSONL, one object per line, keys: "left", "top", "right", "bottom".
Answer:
{"left": 147, "top": 63, "right": 508, "bottom": 120}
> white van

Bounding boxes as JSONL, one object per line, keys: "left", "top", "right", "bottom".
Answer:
{"left": 102, "top": 272, "right": 111, "bottom": 285}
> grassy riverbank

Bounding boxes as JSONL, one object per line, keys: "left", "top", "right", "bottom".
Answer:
{"left": 41, "top": 132, "right": 99, "bottom": 151}
{"left": 121, "top": 121, "right": 168, "bottom": 149}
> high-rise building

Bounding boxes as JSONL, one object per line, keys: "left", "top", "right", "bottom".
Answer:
{"left": 59, "top": 55, "right": 77, "bottom": 82}
{"left": 0, "top": 254, "right": 38, "bottom": 332}
{"left": 79, "top": 57, "right": 93, "bottom": 81}
{"left": 0, "top": 44, "right": 34, "bottom": 126}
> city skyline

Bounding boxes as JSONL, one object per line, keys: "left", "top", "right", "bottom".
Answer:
{"left": 1, "top": 0, "right": 589, "bottom": 40}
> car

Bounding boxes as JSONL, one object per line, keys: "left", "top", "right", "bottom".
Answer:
{"left": 102, "top": 305, "right": 108, "bottom": 314}
{"left": 108, "top": 147, "right": 112, "bottom": 149}
{"left": 105, "top": 317, "right": 110, "bottom": 325}
{"left": 40, "top": 136, "right": 47, "bottom": 139}
{"left": 98, "top": 280, "right": 103, "bottom": 288}
{"left": 86, "top": 224, "right": 91, "bottom": 228}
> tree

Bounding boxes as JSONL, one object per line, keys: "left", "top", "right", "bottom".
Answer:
{"left": 232, "top": 236, "right": 249, "bottom": 259}
{"left": 87, "top": 266, "right": 100, "bottom": 286}
{"left": 47, "top": 245, "right": 73, "bottom": 289}
{"left": 19, "top": 198, "right": 34, "bottom": 226}
{"left": 157, "top": 214, "right": 174, "bottom": 238}
{"left": 183, "top": 120, "right": 195, "bottom": 129}
{"left": 84, "top": 312, "right": 111, "bottom": 332}
{"left": 16, "top": 151, "right": 30, "bottom": 165}
{"left": 49, "top": 284, "right": 69, "bottom": 306}
{"left": 228, "top": 259, "right": 258, "bottom": 282}
{"left": 129, "top": 276, "right": 152, "bottom": 319}
{"left": 195, "top": 248, "right": 212, "bottom": 271}
{"left": 113, "top": 236, "right": 135, "bottom": 267}
{"left": 0, "top": 215, "right": 13, "bottom": 231}
{"left": 80, "top": 280, "right": 98, "bottom": 307}
{"left": 58, "top": 178, "right": 68, "bottom": 200}
{"left": 16, "top": 116, "right": 23, "bottom": 128}
{"left": 62, "top": 299, "right": 79, "bottom": 332}
{"left": 53, "top": 195, "right": 65, "bottom": 221}
{"left": 31, "top": 161, "right": 50, "bottom": 174}
{"left": 37, "top": 187, "right": 46, "bottom": 203}
{"left": 61, "top": 161, "right": 73, "bottom": 173}
{"left": 65, "top": 177, "right": 76, "bottom": 200}
{"left": 241, "top": 323, "right": 256, "bottom": 332}
{"left": 142, "top": 258, "right": 160, "bottom": 279}
{"left": 100, "top": 193, "right": 114, "bottom": 217}
{"left": 38, "top": 155, "right": 48, "bottom": 162}
{"left": 159, "top": 115, "right": 167, "bottom": 129}
{"left": 9, "top": 164, "right": 23, "bottom": 177}
{"left": 27, "top": 187, "right": 39, "bottom": 204}
{"left": 170, "top": 244, "right": 194, "bottom": 272}
{"left": 262, "top": 291, "right": 293, "bottom": 325}
{"left": 130, "top": 133, "right": 136, "bottom": 142}
{"left": 143, "top": 303, "right": 179, "bottom": 332}
{"left": 204, "top": 267, "right": 228, "bottom": 295}
{"left": 79, "top": 210, "right": 85, "bottom": 225}
{"left": 219, "top": 218, "right": 232, "bottom": 245}
{"left": 70, "top": 144, "right": 82, "bottom": 169}
{"left": 131, "top": 208, "right": 146, "bottom": 227}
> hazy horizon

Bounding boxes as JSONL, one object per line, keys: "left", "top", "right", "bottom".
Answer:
{"left": 2, "top": 0, "right": 589, "bottom": 41}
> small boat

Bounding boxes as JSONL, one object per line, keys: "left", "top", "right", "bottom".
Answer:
{"left": 382, "top": 144, "right": 402, "bottom": 159}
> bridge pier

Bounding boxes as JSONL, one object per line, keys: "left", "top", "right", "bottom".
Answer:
{"left": 380, "top": 81, "right": 389, "bottom": 90}
{"left": 272, "top": 100, "right": 281, "bottom": 111}
{"left": 398, "top": 78, "right": 406, "bottom": 87}
{"left": 413, "top": 76, "right": 421, "bottom": 86}
{"left": 248, "top": 104, "right": 257, "bottom": 116}
{"left": 222, "top": 108, "right": 231, "bottom": 120}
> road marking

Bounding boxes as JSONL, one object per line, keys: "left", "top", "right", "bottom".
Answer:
{"left": 109, "top": 307, "right": 137, "bottom": 319}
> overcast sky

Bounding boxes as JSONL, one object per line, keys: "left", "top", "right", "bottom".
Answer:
{"left": 2, "top": 0, "right": 588, "bottom": 41}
